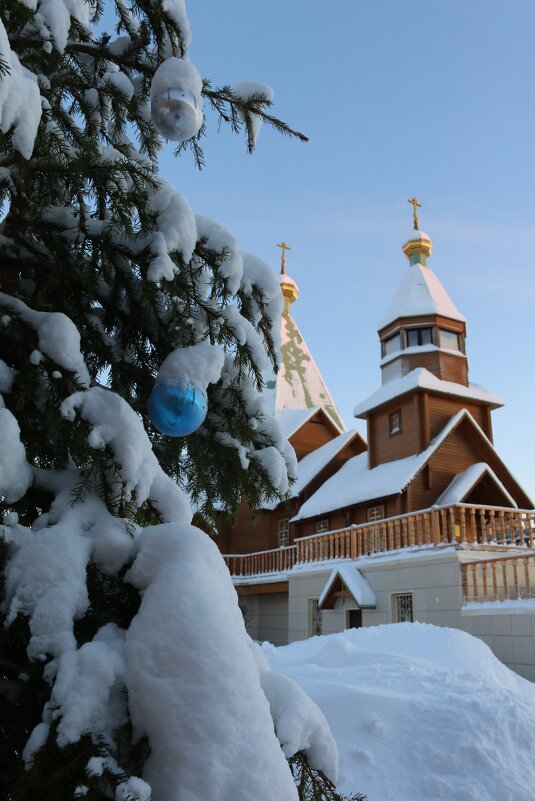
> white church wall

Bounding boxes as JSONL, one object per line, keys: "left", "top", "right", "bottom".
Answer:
{"left": 242, "top": 592, "right": 289, "bottom": 645}
{"left": 460, "top": 609, "right": 535, "bottom": 682}
{"left": 359, "top": 551, "right": 463, "bottom": 626}
{"left": 238, "top": 552, "right": 535, "bottom": 680}
{"left": 288, "top": 570, "right": 333, "bottom": 642}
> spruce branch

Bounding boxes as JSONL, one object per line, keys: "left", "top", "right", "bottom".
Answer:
{"left": 289, "top": 752, "right": 366, "bottom": 801}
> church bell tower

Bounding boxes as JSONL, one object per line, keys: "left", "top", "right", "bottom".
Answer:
{"left": 354, "top": 200, "right": 503, "bottom": 469}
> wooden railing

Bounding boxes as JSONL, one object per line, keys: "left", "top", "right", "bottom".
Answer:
{"left": 223, "top": 504, "right": 535, "bottom": 578}
{"left": 461, "top": 554, "right": 535, "bottom": 603}
{"left": 448, "top": 503, "right": 535, "bottom": 548}
{"left": 297, "top": 508, "right": 440, "bottom": 564}
{"left": 296, "top": 504, "right": 535, "bottom": 566}
{"left": 224, "top": 545, "right": 297, "bottom": 577}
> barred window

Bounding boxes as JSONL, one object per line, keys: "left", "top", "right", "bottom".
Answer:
{"left": 392, "top": 592, "right": 413, "bottom": 623}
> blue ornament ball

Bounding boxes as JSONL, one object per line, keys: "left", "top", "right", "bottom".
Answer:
{"left": 148, "top": 381, "right": 208, "bottom": 437}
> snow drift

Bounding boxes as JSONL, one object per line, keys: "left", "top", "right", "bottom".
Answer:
{"left": 266, "top": 623, "right": 535, "bottom": 801}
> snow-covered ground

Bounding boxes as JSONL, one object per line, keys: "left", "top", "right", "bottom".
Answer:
{"left": 265, "top": 623, "right": 535, "bottom": 801}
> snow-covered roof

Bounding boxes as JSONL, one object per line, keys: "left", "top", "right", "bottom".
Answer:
{"left": 276, "top": 309, "right": 345, "bottom": 432}
{"left": 263, "top": 429, "right": 363, "bottom": 510}
{"left": 436, "top": 463, "right": 517, "bottom": 508}
{"left": 292, "top": 409, "right": 484, "bottom": 522}
{"left": 319, "top": 565, "right": 376, "bottom": 609}
{"left": 353, "top": 367, "right": 503, "bottom": 418}
{"left": 274, "top": 407, "right": 320, "bottom": 441}
{"left": 291, "top": 452, "right": 412, "bottom": 522}
{"left": 380, "top": 343, "right": 467, "bottom": 368}
{"left": 378, "top": 261, "right": 466, "bottom": 331}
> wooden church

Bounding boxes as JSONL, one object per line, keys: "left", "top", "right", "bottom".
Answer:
{"left": 219, "top": 204, "right": 535, "bottom": 682}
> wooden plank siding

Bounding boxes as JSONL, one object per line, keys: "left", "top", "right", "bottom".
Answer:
{"left": 290, "top": 414, "right": 340, "bottom": 459}
{"left": 427, "top": 395, "right": 491, "bottom": 442}
{"left": 236, "top": 581, "right": 289, "bottom": 596}
{"left": 293, "top": 495, "right": 401, "bottom": 540}
{"left": 367, "top": 393, "right": 494, "bottom": 471}
{"left": 217, "top": 432, "right": 366, "bottom": 556}
{"left": 400, "top": 350, "right": 468, "bottom": 385}
{"left": 368, "top": 395, "right": 420, "bottom": 467}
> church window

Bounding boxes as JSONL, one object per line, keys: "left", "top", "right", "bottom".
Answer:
{"left": 277, "top": 518, "right": 290, "bottom": 547}
{"left": 392, "top": 592, "right": 414, "bottom": 623}
{"left": 382, "top": 332, "right": 402, "bottom": 357}
{"left": 315, "top": 518, "right": 330, "bottom": 534}
{"left": 368, "top": 505, "right": 385, "bottom": 551}
{"left": 389, "top": 410, "right": 402, "bottom": 435}
{"left": 367, "top": 505, "right": 384, "bottom": 523}
{"left": 438, "top": 328, "right": 461, "bottom": 351}
{"left": 406, "top": 327, "right": 433, "bottom": 347}
{"left": 308, "top": 599, "right": 322, "bottom": 637}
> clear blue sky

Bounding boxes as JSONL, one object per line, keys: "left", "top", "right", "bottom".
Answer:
{"left": 115, "top": 1, "right": 535, "bottom": 500}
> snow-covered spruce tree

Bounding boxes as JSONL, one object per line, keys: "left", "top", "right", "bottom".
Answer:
{"left": 0, "top": 2, "right": 365, "bottom": 801}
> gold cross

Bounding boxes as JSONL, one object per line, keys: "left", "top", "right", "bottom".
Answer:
{"left": 276, "top": 241, "right": 291, "bottom": 274}
{"left": 407, "top": 197, "right": 422, "bottom": 230}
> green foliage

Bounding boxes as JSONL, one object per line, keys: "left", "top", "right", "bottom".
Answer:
{"left": 0, "top": 536, "right": 144, "bottom": 800}
{"left": 0, "top": 0, "right": 305, "bottom": 528}
{"left": 290, "top": 752, "right": 367, "bottom": 801}
{"left": 0, "top": 3, "right": 354, "bottom": 800}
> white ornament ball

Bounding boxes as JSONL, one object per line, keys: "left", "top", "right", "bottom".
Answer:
{"left": 151, "top": 57, "right": 203, "bottom": 142}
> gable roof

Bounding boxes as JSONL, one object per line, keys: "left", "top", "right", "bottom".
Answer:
{"left": 291, "top": 409, "right": 533, "bottom": 522}
{"left": 378, "top": 260, "right": 466, "bottom": 331}
{"left": 262, "top": 429, "right": 366, "bottom": 510}
{"left": 353, "top": 367, "right": 503, "bottom": 418}
{"left": 275, "top": 407, "right": 320, "bottom": 441}
{"left": 436, "top": 463, "right": 517, "bottom": 508}
{"left": 319, "top": 565, "right": 376, "bottom": 610}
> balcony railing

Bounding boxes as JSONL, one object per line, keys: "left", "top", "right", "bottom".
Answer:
{"left": 461, "top": 553, "right": 535, "bottom": 603}
{"left": 224, "top": 545, "right": 297, "bottom": 577}
{"left": 223, "top": 503, "right": 535, "bottom": 578}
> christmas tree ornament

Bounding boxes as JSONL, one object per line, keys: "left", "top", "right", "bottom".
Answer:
{"left": 148, "top": 380, "right": 207, "bottom": 437}
{"left": 151, "top": 58, "right": 203, "bottom": 141}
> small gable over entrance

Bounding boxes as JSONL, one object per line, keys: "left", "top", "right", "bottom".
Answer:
{"left": 319, "top": 565, "right": 376, "bottom": 611}
{"left": 436, "top": 462, "right": 517, "bottom": 509}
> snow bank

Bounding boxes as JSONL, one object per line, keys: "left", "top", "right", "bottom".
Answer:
{"left": 267, "top": 624, "right": 535, "bottom": 801}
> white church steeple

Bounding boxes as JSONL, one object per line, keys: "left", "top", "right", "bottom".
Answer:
{"left": 267, "top": 242, "right": 345, "bottom": 432}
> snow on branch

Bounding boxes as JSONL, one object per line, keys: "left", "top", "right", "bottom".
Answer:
{"left": 0, "top": 293, "right": 90, "bottom": 387}
{"left": 60, "top": 387, "right": 191, "bottom": 523}
{"left": 0, "top": 19, "right": 42, "bottom": 158}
